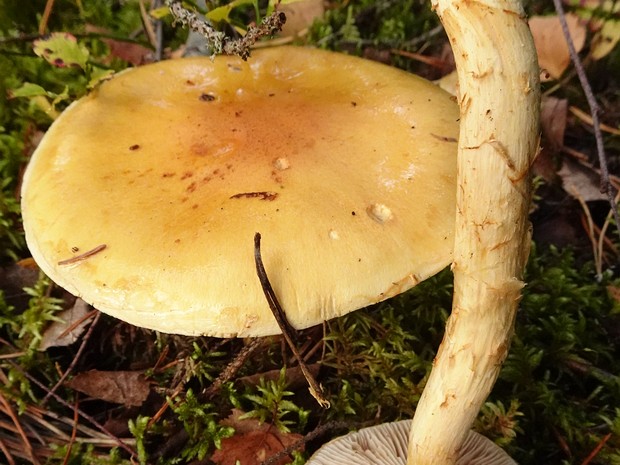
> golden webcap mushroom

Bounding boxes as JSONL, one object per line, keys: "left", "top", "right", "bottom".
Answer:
{"left": 21, "top": 46, "right": 459, "bottom": 338}
{"left": 306, "top": 0, "right": 539, "bottom": 461}
{"left": 406, "top": 0, "right": 541, "bottom": 464}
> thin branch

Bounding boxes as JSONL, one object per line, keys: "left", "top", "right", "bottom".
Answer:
{"left": 153, "top": 0, "right": 164, "bottom": 61}
{"left": 597, "top": 190, "right": 620, "bottom": 270}
{"left": 254, "top": 233, "right": 330, "bottom": 408}
{"left": 572, "top": 187, "right": 602, "bottom": 275}
{"left": 203, "top": 338, "right": 263, "bottom": 399}
{"left": 580, "top": 433, "right": 612, "bottom": 465}
{"left": 58, "top": 307, "right": 98, "bottom": 340}
{"left": 38, "top": 0, "right": 56, "bottom": 35}
{"left": 139, "top": 0, "right": 158, "bottom": 48}
{"left": 147, "top": 383, "right": 184, "bottom": 429}
{"left": 552, "top": 0, "right": 620, "bottom": 243}
{"left": 167, "top": 0, "right": 286, "bottom": 60}
{"left": 57, "top": 244, "right": 107, "bottom": 266}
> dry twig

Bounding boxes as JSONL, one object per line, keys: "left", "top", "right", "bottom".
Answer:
{"left": 167, "top": 0, "right": 286, "bottom": 59}
{"left": 204, "top": 338, "right": 264, "bottom": 399}
{"left": 38, "top": 0, "right": 56, "bottom": 35}
{"left": 254, "top": 233, "right": 330, "bottom": 408}
{"left": 580, "top": 433, "right": 612, "bottom": 465}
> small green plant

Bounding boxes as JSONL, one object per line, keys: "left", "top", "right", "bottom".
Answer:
{"left": 0, "top": 273, "right": 63, "bottom": 411}
{"left": 50, "top": 443, "right": 132, "bottom": 465}
{"left": 182, "top": 341, "right": 227, "bottom": 386}
{"left": 169, "top": 389, "right": 235, "bottom": 461}
{"left": 321, "top": 281, "right": 451, "bottom": 423}
{"left": 128, "top": 415, "right": 151, "bottom": 465}
{"left": 491, "top": 245, "right": 620, "bottom": 463}
{"left": 475, "top": 399, "right": 524, "bottom": 447}
{"left": 1, "top": 273, "right": 63, "bottom": 352}
{"left": 0, "top": 135, "right": 24, "bottom": 260}
{"left": 307, "top": 0, "right": 443, "bottom": 72}
{"left": 242, "top": 367, "right": 311, "bottom": 433}
{"left": 10, "top": 32, "right": 116, "bottom": 117}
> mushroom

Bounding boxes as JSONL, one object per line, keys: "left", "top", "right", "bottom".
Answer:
{"left": 308, "top": 0, "right": 540, "bottom": 462}
{"left": 405, "top": 0, "right": 540, "bottom": 463}
{"left": 21, "top": 46, "right": 458, "bottom": 339}
{"left": 306, "top": 420, "right": 516, "bottom": 465}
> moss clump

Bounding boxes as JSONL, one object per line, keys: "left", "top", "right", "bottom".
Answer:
{"left": 320, "top": 245, "right": 620, "bottom": 464}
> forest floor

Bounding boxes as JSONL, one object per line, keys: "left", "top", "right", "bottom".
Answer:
{"left": 0, "top": 1, "right": 619, "bottom": 464}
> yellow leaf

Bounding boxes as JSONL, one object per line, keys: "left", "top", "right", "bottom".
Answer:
{"left": 591, "top": 20, "right": 620, "bottom": 60}
{"left": 149, "top": 6, "right": 171, "bottom": 19}
{"left": 206, "top": 0, "right": 253, "bottom": 23}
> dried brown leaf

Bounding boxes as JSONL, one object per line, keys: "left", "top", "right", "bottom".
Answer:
{"left": 529, "top": 14, "right": 586, "bottom": 80}
{"left": 213, "top": 411, "right": 302, "bottom": 465}
{"left": 279, "top": 0, "right": 324, "bottom": 37}
{"left": 533, "top": 96, "right": 568, "bottom": 183}
{"left": 39, "top": 298, "right": 91, "bottom": 351}
{"left": 607, "top": 285, "right": 620, "bottom": 304}
{"left": 541, "top": 96, "right": 568, "bottom": 152}
{"left": 85, "top": 24, "right": 152, "bottom": 65}
{"left": 0, "top": 260, "right": 40, "bottom": 305}
{"left": 65, "top": 370, "right": 150, "bottom": 406}
{"left": 558, "top": 158, "right": 607, "bottom": 202}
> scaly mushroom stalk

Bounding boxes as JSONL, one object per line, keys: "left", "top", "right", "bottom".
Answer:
{"left": 407, "top": 1, "right": 540, "bottom": 464}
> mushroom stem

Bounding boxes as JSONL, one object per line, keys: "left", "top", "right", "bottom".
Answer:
{"left": 407, "top": 1, "right": 540, "bottom": 464}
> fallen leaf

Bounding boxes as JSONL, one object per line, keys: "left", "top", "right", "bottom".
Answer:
{"left": 558, "top": 157, "right": 606, "bottom": 202}
{"left": 0, "top": 261, "right": 40, "bottom": 296}
{"left": 33, "top": 33, "right": 90, "bottom": 69}
{"left": 65, "top": 370, "right": 150, "bottom": 406}
{"left": 541, "top": 96, "right": 568, "bottom": 152}
{"left": 607, "top": 285, "right": 620, "bottom": 304}
{"left": 86, "top": 25, "right": 152, "bottom": 65}
{"left": 279, "top": 0, "right": 324, "bottom": 37}
{"left": 39, "top": 298, "right": 92, "bottom": 350}
{"left": 529, "top": 14, "right": 586, "bottom": 80}
{"left": 591, "top": 19, "right": 620, "bottom": 60}
{"left": 571, "top": 0, "right": 620, "bottom": 60}
{"left": 220, "top": 408, "right": 258, "bottom": 433}
{"left": 213, "top": 410, "right": 302, "bottom": 465}
{"left": 534, "top": 97, "right": 568, "bottom": 183}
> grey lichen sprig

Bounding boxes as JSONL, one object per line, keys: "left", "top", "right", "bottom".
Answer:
{"left": 167, "top": 0, "right": 286, "bottom": 60}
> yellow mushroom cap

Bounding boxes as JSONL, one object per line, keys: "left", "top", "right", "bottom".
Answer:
{"left": 21, "top": 46, "right": 458, "bottom": 337}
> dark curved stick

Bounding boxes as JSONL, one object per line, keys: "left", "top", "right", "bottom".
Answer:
{"left": 254, "top": 232, "right": 330, "bottom": 408}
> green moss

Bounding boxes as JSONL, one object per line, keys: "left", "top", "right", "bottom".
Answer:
{"left": 497, "top": 246, "right": 620, "bottom": 464}
{"left": 321, "top": 245, "right": 620, "bottom": 464}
